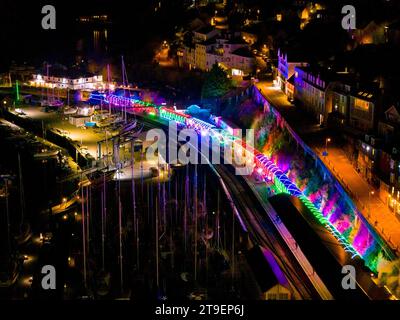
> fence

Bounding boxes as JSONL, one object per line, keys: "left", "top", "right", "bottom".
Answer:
{"left": 250, "top": 85, "right": 397, "bottom": 262}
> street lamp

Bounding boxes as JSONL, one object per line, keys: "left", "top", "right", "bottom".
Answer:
{"left": 326, "top": 138, "right": 331, "bottom": 151}
{"left": 368, "top": 190, "right": 374, "bottom": 218}
{"left": 323, "top": 138, "right": 331, "bottom": 156}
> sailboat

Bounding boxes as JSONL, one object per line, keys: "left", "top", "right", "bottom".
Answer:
{"left": 40, "top": 63, "right": 63, "bottom": 110}
{"left": 0, "top": 174, "right": 19, "bottom": 288}
{"left": 14, "top": 153, "right": 31, "bottom": 245}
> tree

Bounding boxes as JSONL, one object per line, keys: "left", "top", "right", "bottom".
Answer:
{"left": 201, "top": 63, "right": 231, "bottom": 99}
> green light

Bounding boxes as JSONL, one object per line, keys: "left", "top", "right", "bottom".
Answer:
{"left": 298, "top": 194, "right": 361, "bottom": 260}
{"left": 273, "top": 176, "right": 290, "bottom": 195}
{"left": 15, "top": 80, "right": 20, "bottom": 102}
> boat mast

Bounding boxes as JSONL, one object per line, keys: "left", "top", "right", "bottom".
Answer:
{"left": 17, "top": 153, "right": 25, "bottom": 233}
{"left": 101, "top": 173, "right": 106, "bottom": 270}
{"left": 107, "top": 64, "right": 111, "bottom": 114}
{"left": 81, "top": 174, "right": 87, "bottom": 289}
{"left": 46, "top": 63, "right": 49, "bottom": 103}
{"left": 131, "top": 140, "right": 138, "bottom": 269}
{"left": 121, "top": 56, "right": 128, "bottom": 123}
{"left": 2, "top": 176, "right": 12, "bottom": 252}
{"left": 194, "top": 164, "right": 198, "bottom": 282}
{"left": 155, "top": 200, "right": 159, "bottom": 289}
{"left": 117, "top": 175, "right": 123, "bottom": 293}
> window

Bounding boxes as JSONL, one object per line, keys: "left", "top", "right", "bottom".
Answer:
{"left": 279, "top": 293, "right": 289, "bottom": 300}
{"left": 354, "top": 98, "right": 370, "bottom": 112}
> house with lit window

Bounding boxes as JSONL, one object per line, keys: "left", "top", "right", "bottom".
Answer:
{"left": 181, "top": 29, "right": 256, "bottom": 77}
{"left": 349, "top": 88, "right": 378, "bottom": 132}
{"left": 357, "top": 134, "right": 381, "bottom": 186}
{"left": 182, "top": 45, "right": 196, "bottom": 69}
{"left": 377, "top": 105, "right": 400, "bottom": 214}
{"left": 294, "top": 66, "right": 334, "bottom": 125}
{"left": 379, "top": 105, "right": 400, "bottom": 146}
{"left": 30, "top": 72, "right": 104, "bottom": 91}
{"left": 211, "top": 12, "right": 228, "bottom": 30}
{"left": 277, "top": 49, "right": 308, "bottom": 98}
{"left": 328, "top": 82, "right": 352, "bottom": 126}
{"left": 352, "top": 20, "right": 388, "bottom": 45}
{"left": 193, "top": 25, "right": 220, "bottom": 42}
{"left": 388, "top": 150, "right": 400, "bottom": 216}
{"left": 226, "top": 47, "right": 255, "bottom": 76}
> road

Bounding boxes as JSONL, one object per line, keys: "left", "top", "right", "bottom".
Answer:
{"left": 254, "top": 81, "right": 397, "bottom": 299}
{"left": 256, "top": 81, "right": 323, "bottom": 139}
{"left": 316, "top": 144, "right": 400, "bottom": 255}
{"left": 256, "top": 81, "right": 400, "bottom": 253}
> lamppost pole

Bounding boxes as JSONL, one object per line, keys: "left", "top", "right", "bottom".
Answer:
{"left": 368, "top": 190, "right": 374, "bottom": 218}
{"left": 325, "top": 137, "right": 331, "bottom": 155}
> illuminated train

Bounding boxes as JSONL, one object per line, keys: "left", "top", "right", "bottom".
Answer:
{"left": 158, "top": 107, "right": 241, "bottom": 144}
{"left": 106, "top": 94, "right": 159, "bottom": 108}
{"left": 89, "top": 92, "right": 373, "bottom": 261}
{"left": 159, "top": 107, "right": 215, "bottom": 131}
{"left": 91, "top": 96, "right": 312, "bottom": 199}
{"left": 89, "top": 92, "right": 160, "bottom": 109}
{"left": 94, "top": 95, "right": 320, "bottom": 199}
{"left": 97, "top": 92, "right": 236, "bottom": 139}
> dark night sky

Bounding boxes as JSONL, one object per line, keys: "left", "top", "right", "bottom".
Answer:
{"left": 0, "top": 0, "right": 397, "bottom": 70}
{"left": 0, "top": 0, "right": 181, "bottom": 69}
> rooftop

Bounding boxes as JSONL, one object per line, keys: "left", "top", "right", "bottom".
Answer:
{"left": 199, "top": 36, "right": 219, "bottom": 46}
{"left": 245, "top": 245, "right": 290, "bottom": 292}
{"left": 351, "top": 88, "right": 377, "bottom": 102}
{"left": 295, "top": 65, "right": 337, "bottom": 83}
{"left": 278, "top": 47, "right": 309, "bottom": 63}
{"left": 226, "top": 37, "right": 248, "bottom": 45}
{"left": 195, "top": 25, "right": 217, "bottom": 35}
{"left": 231, "top": 47, "right": 254, "bottom": 58}
{"left": 36, "top": 68, "right": 98, "bottom": 79}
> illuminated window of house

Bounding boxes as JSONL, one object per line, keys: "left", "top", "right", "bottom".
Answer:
{"left": 354, "top": 98, "right": 370, "bottom": 111}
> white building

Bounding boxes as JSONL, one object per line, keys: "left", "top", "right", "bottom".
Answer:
{"left": 277, "top": 49, "right": 308, "bottom": 94}
{"left": 181, "top": 29, "right": 255, "bottom": 77}
{"left": 30, "top": 73, "right": 104, "bottom": 91}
